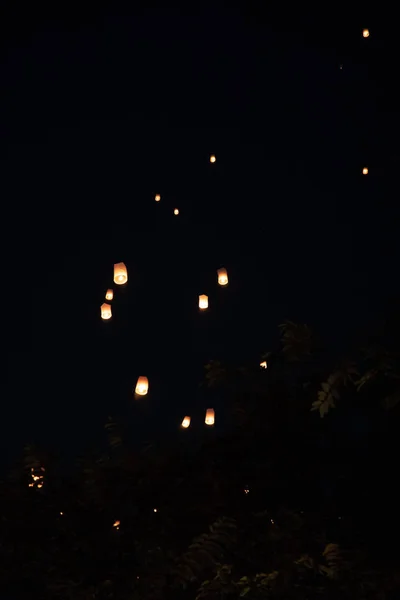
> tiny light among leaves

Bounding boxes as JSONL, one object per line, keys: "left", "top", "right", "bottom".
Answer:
{"left": 101, "top": 303, "right": 112, "bottom": 320}
{"left": 205, "top": 408, "right": 215, "bottom": 426}
{"left": 135, "top": 376, "right": 149, "bottom": 396}
{"left": 199, "top": 294, "right": 208, "bottom": 310}
{"left": 362, "top": 167, "right": 368, "bottom": 175}
{"left": 210, "top": 155, "right": 216, "bottom": 163}
{"left": 181, "top": 416, "right": 191, "bottom": 429}
{"left": 362, "top": 28, "right": 370, "bottom": 38}
{"left": 114, "top": 262, "right": 128, "bottom": 285}
{"left": 217, "top": 267, "right": 228, "bottom": 286}
{"left": 105, "top": 289, "right": 113, "bottom": 301}
{"left": 174, "top": 208, "right": 179, "bottom": 215}
{"left": 260, "top": 360, "right": 267, "bottom": 369}
{"left": 155, "top": 194, "right": 161, "bottom": 202}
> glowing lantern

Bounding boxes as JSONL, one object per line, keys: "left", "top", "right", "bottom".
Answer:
{"left": 181, "top": 416, "right": 191, "bottom": 428}
{"left": 174, "top": 208, "right": 179, "bottom": 215}
{"left": 205, "top": 408, "right": 215, "bottom": 426}
{"left": 155, "top": 194, "right": 161, "bottom": 202}
{"left": 101, "top": 303, "right": 112, "bottom": 320}
{"left": 114, "top": 262, "right": 128, "bottom": 285}
{"left": 135, "top": 376, "right": 149, "bottom": 396}
{"left": 105, "top": 289, "right": 113, "bottom": 300}
{"left": 362, "top": 167, "right": 368, "bottom": 175}
{"left": 260, "top": 360, "right": 267, "bottom": 369}
{"left": 199, "top": 294, "right": 208, "bottom": 310}
{"left": 217, "top": 267, "right": 228, "bottom": 286}
{"left": 113, "top": 520, "right": 120, "bottom": 530}
{"left": 210, "top": 155, "right": 216, "bottom": 163}
{"left": 362, "top": 28, "right": 370, "bottom": 38}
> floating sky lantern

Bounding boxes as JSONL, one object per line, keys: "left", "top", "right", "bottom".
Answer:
{"left": 260, "top": 360, "right": 267, "bottom": 369}
{"left": 114, "top": 262, "right": 128, "bottom": 285}
{"left": 181, "top": 416, "right": 191, "bottom": 428}
{"left": 174, "top": 208, "right": 179, "bottom": 215}
{"left": 217, "top": 267, "right": 228, "bottom": 286}
{"left": 210, "top": 155, "right": 216, "bottom": 163}
{"left": 105, "top": 289, "right": 113, "bottom": 300}
{"left": 205, "top": 408, "right": 215, "bottom": 426}
{"left": 362, "top": 167, "right": 368, "bottom": 175}
{"left": 362, "top": 28, "right": 369, "bottom": 38}
{"left": 135, "top": 376, "right": 149, "bottom": 396}
{"left": 155, "top": 194, "right": 161, "bottom": 202}
{"left": 101, "top": 303, "right": 112, "bottom": 320}
{"left": 113, "top": 520, "right": 120, "bottom": 530}
{"left": 199, "top": 294, "right": 208, "bottom": 310}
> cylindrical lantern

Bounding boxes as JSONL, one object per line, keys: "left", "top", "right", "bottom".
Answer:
{"left": 362, "top": 28, "right": 370, "bottom": 38}
{"left": 105, "top": 289, "right": 113, "bottom": 300}
{"left": 174, "top": 208, "right": 179, "bottom": 215}
{"left": 217, "top": 267, "right": 228, "bottom": 286}
{"left": 101, "top": 303, "right": 112, "bottom": 320}
{"left": 155, "top": 194, "right": 161, "bottom": 202}
{"left": 199, "top": 294, "right": 208, "bottom": 310}
{"left": 362, "top": 167, "right": 368, "bottom": 175}
{"left": 181, "top": 416, "right": 191, "bottom": 428}
{"left": 114, "top": 262, "right": 128, "bottom": 285}
{"left": 135, "top": 376, "right": 149, "bottom": 396}
{"left": 205, "top": 408, "right": 215, "bottom": 426}
{"left": 210, "top": 155, "right": 216, "bottom": 163}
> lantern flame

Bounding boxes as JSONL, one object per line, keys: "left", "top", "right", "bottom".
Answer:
{"left": 205, "top": 408, "right": 215, "bottom": 426}
{"left": 114, "top": 262, "right": 128, "bottom": 285}
{"left": 362, "top": 167, "right": 368, "bottom": 175}
{"left": 174, "top": 208, "right": 179, "bottom": 215}
{"left": 210, "top": 155, "right": 216, "bottom": 163}
{"left": 217, "top": 267, "right": 228, "bottom": 286}
{"left": 155, "top": 194, "right": 161, "bottom": 202}
{"left": 260, "top": 360, "right": 267, "bottom": 369}
{"left": 362, "top": 29, "right": 370, "bottom": 38}
{"left": 105, "top": 289, "right": 113, "bottom": 300}
{"left": 135, "top": 376, "right": 149, "bottom": 396}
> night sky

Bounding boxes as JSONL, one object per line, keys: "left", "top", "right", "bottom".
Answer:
{"left": 2, "top": 6, "right": 399, "bottom": 465}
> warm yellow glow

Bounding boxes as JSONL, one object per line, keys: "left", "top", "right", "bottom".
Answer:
{"left": 217, "top": 267, "right": 228, "bottom": 286}
{"left": 135, "top": 376, "right": 149, "bottom": 396}
{"left": 174, "top": 208, "right": 179, "bottom": 215}
{"left": 199, "top": 294, "right": 208, "bottom": 310}
{"left": 155, "top": 194, "right": 161, "bottom": 202}
{"left": 210, "top": 155, "right": 216, "bottom": 163}
{"left": 205, "top": 408, "right": 215, "bottom": 425}
{"left": 362, "top": 28, "right": 370, "bottom": 38}
{"left": 114, "top": 262, "right": 128, "bottom": 285}
{"left": 60, "top": 512, "right": 64, "bottom": 516}
{"left": 101, "top": 303, "right": 112, "bottom": 320}
{"left": 260, "top": 360, "right": 267, "bottom": 369}
{"left": 29, "top": 466, "right": 45, "bottom": 489}
{"left": 362, "top": 167, "right": 368, "bottom": 175}
{"left": 113, "top": 520, "right": 120, "bottom": 529}
{"left": 105, "top": 289, "right": 113, "bottom": 300}
{"left": 181, "top": 416, "right": 191, "bottom": 428}
{"left": 153, "top": 508, "right": 158, "bottom": 513}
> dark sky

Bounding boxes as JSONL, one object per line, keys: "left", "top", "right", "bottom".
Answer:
{"left": 2, "top": 6, "right": 399, "bottom": 463}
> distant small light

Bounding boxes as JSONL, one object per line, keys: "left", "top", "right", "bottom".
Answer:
{"left": 362, "top": 167, "right": 368, "bottom": 175}
{"left": 244, "top": 486, "right": 250, "bottom": 495}
{"left": 210, "top": 155, "right": 216, "bottom": 163}
{"left": 174, "top": 208, "right": 179, "bottom": 215}
{"left": 270, "top": 518, "right": 275, "bottom": 525}
{"left": 153, "top": 508, "right": 158, "bottom": 513}
{"left": 260, "top": 361, "right": 267, "bottom": 369}
{"left": 362, "top": 29, "right": 370, "bottom": 38}
{"left": 339, "top": 64, "right": 343, "bottom": 70}
{"left": 113, "top": 520, "right": 120, "bottom": 529}
{"left": 155, "top": 194, "right": 161, "bottom": 202}
{"left": 59, "top": 511, "right": 63, "bottom": 516}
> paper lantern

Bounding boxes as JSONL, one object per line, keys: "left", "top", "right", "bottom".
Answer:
{"left": 181, "top": 416, "right": 191, "bottom": 429}
{"left": 362, "top": 28, "right": 370, "bottom": 38}
{"left": 205, "top": 408, "right": 215, "bottom": 426}
{"left": 135, "top": 376, "right": 149, "bottom": 396}
{"left": 260, "top": 360, "right": 267, "bottom": 369}
{"left": 199, "top": 294, "right": 208, "bottom": 310}
{"left": 105, "top": 289, "right": 113, "bottom": 300}
{"left": 217, "top": 267, "right": 228, "bottom": 286}
{"left": 210, "top": 155, "right": 216, "bottom": 163}
{"left": 155, "top": 194, "right": 161, "bottom": 202}
{"left": 113, "top": 520, "right": 120, "bottom": 529}
{"left": 362, "top": 167, "right": 368, "bottom": 175}
{"left": 174, "top": 208, "right": 179, "bottom": 215}
{"left": 114, "top": 262, "right": 128, "bottom": 285}
{"left": 101, "top": 303, "right": 112, "bottom": 320}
